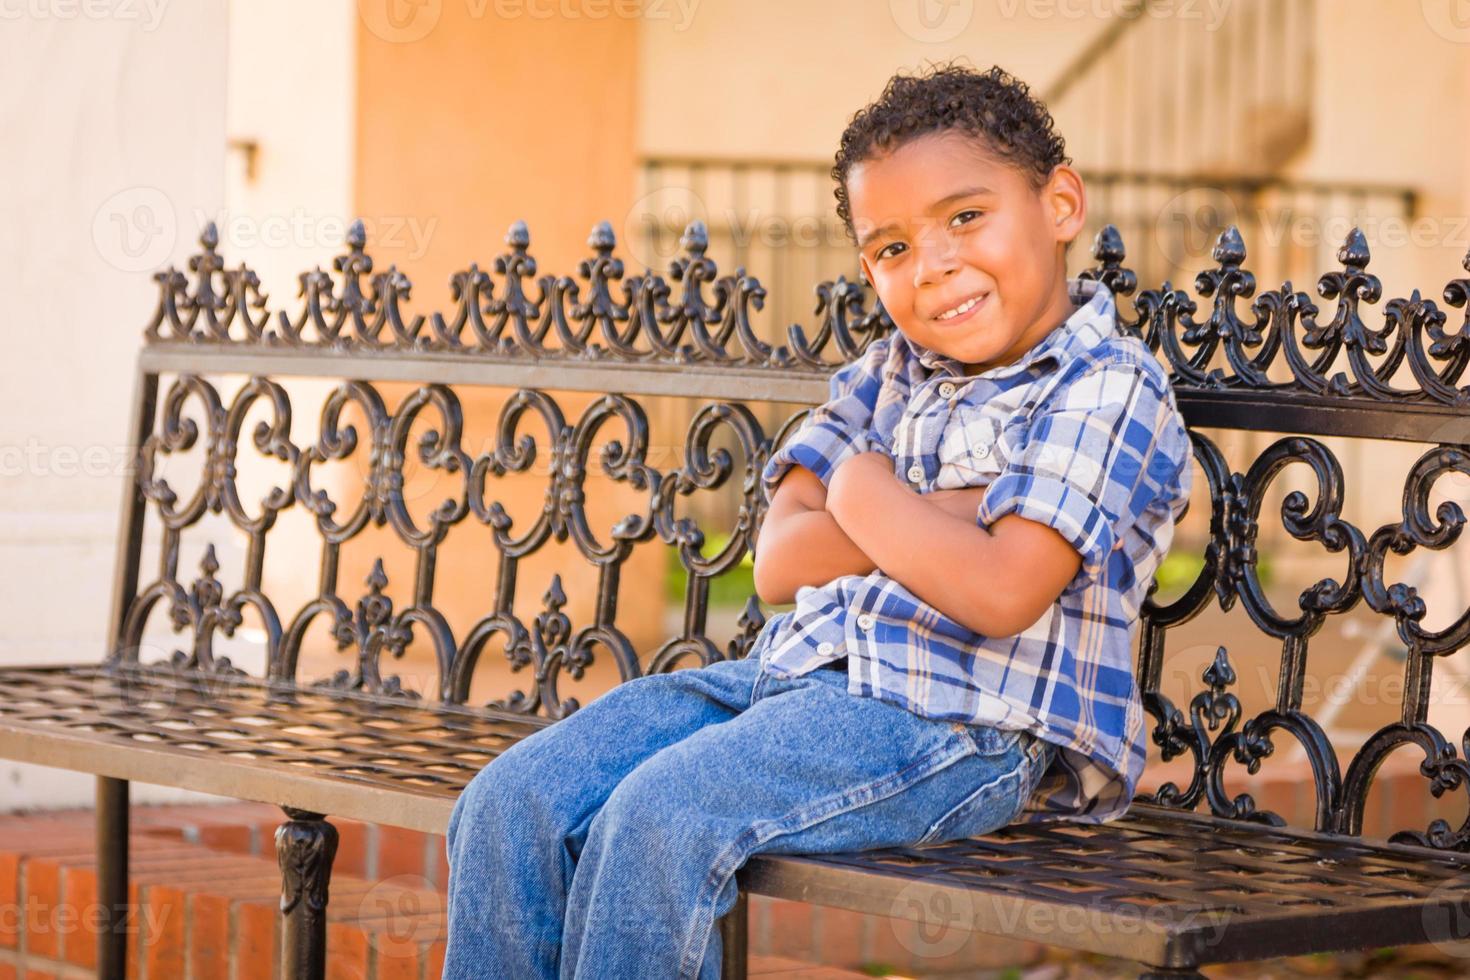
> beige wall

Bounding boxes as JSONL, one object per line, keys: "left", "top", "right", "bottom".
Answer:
{"left": 355, "top": 1, "right": 641, "bottom": 301}
{"left": 1291, "top": 0, "right": 1469, "bottom": 292}
{"left": 0, "top": 3, "right": 229, "bottom": 808}
{"left": 637, "top": 0, "right": 1112, "bottom": 162}
{"left": 348, "top": 2, "right": 658, "bottom": 701}
{"left": 223, "top": 0, "right": 358, "bottom": 305}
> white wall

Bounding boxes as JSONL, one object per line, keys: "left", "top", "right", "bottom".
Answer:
{"left": 0, "top": 0, "right": 354, "bottom": 811}
{"left": 0, "top": 3, "right": 228, "bottom": 809}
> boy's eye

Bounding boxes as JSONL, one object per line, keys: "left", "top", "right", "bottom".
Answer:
{"left": 873, "top": 211, "right": 981, "bottom": 261}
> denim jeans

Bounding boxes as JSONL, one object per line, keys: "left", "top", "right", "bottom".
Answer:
{"left": 443, "top": 652, "right": 1055, "bottom": 979}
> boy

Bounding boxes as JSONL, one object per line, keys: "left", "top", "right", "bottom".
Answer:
{"left": 444, "top": 61, "right": 1193, "bottom": 980}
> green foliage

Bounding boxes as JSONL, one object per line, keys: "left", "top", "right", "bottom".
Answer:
{"left": 664, "top": 532, "right": 757, "bottom": 608}
{"left": 1153, "top": 545, "right": 1273, "bottom": 593}
{"left": 665, "top": 535, "right": 1281, "bottom": 613}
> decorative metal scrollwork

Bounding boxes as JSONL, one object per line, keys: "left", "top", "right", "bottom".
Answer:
{"left": 122, "top": 214, "right": 1470, "bottom": 852}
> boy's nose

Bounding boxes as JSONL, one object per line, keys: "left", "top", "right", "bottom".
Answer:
{"left": 912, "top": 235, "right": 962, "bottom": 289}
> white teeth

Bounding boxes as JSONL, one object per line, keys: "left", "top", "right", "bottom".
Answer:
{"left": 937, "top": 294, "right": 985, "bottom": 320}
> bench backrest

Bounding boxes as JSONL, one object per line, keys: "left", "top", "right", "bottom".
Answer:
{"left": 112, "top": 217, "right": 1470, "bottom": 846}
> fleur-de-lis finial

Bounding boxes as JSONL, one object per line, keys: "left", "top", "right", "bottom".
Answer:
{"left": 1213, "top": 225, "right": 1246, "bottom": 268}
{"left": 1337, "top": 227, "right": 1371, "bottom": 272}
{"left": 587, "top": 220, "right": 616, "bottom": 255}
{"left": 680, "top": 220, "right": 709, "bottom": 258}
{"left": 200, "top": 543, "right": 219, "bottom": 577}
{"left": 365, "top": 557, "right": 389, "bottom": 594}
{"left": 506, "top": 220, "right": 531, "bottom": 252}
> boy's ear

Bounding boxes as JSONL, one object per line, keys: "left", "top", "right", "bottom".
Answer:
{"left": 1045, "top": 164, "right": 1087, "bottom": 247}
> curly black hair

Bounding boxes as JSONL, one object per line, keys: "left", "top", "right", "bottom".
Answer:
{"left": 832, "top": 60, "right": 1071, "bottom": 246}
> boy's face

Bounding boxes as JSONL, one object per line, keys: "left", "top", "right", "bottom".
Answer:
{"left": 849, "top": 131, "right": 1086, "bottom": 377}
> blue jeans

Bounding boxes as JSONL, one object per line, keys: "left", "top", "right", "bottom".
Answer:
{"left": 442, "top": 653, "right": 1055, "bottom": 979}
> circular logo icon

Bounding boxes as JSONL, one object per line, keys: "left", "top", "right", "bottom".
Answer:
{"left": 358, "top": 0, "right": 442, "bottom": 44}
{"left": 1420, "top": 415, "right": 1470, "bottom": 506}
{"left": 89, "top": 644, "right": 180, "bottom": 713}
{"left": 889, "top": 0, "right": 975, "bottom": 43}
{"left": 1423, "top": 878, "right": 1470, "bottom": 956}
{"left": 358, "top": 875, "right": 445, "bottom": 955}
{"left": 620, "top": 185, "right": 710, "bottom": 275}
{"left": 1422, "top": 0, "right": 1470, "bottom": 43}
{"left": 93, "top": 187, "right": 176, "bottom": 273}
{"left": 887, "top": 876, "right": 974, "bottom": 958}
{"left": 1153, "top": 186, "right": 1239, "bottom": 273}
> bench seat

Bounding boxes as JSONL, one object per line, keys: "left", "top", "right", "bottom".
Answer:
{"left": 5, "top": 662, "right": 1468, "bottom": 974}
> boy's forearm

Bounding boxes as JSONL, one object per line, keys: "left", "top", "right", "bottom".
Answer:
{"left": 826, "top": 452, "right": 1018, "bottom": 635}
{"left": 753, "top": 507, "right": 878, "bottom": 606}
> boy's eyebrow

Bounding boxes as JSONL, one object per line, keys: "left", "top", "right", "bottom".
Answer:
{"left": 855, "top": 185, "right": 994, "bottom": 250}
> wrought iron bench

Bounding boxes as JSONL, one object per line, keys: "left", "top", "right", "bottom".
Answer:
{"left": 6, "top": 215, "right": 1470, "bottom": 980}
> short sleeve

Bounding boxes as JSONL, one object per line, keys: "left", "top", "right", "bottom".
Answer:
{"left": 760, "top": 338, "right": 890, "bottom": 503}
{"left": 976, "top": 352, "right": 1190, "bottom": 592}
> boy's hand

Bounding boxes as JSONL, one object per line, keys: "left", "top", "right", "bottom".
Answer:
{"left": 829, "top": 452, "right": 988, "bottom": 525}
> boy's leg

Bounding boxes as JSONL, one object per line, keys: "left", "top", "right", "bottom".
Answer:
{"left": 559, "top": 666, "right": 1051, "bottom": 980}
{"left": 442, "top": 653, "right": 766, "bottom": 980}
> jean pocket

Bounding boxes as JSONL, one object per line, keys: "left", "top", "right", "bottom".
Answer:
{"left": 916, "top": 730, "right": 1044, "bottom": 846}
{"left": 958, "top": 723, "right": 1025, "bottom": 757}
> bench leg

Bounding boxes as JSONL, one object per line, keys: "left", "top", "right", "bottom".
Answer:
{"left": 276, "top": 807, "right": 339, "bottom": 980}
{"left": 96, "top": 776, "right": 129, "bottom": 980}
{"left": 717, "top": 889, "right": 748, "bottom": 980}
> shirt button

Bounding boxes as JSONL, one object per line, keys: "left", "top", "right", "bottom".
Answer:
{"left": 976, "top": 442, "right": 991, "bottom": 458}
{"left": 938, "top": 381, "right": 956, "bottom": 399}
{"left": 907, "top": 463, "right": 924, "bottom": 483}
{"left": 856, "top": 613, "right": 876, "bottom": 631}
{"left": 816, "top": 641, "right": 834, "bottom": 655}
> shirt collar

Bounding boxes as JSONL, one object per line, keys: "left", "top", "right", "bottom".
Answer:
{"left": 895, "top": 277, "right": 1117, "bottom": 379}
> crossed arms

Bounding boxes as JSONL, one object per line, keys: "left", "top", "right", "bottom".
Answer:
{"left": 753, "top": 453, "right": 1083, "bottom": 639}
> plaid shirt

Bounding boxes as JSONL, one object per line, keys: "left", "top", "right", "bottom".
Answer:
{"left": 755, "top": 277, "right": 1193, "bottom": 824}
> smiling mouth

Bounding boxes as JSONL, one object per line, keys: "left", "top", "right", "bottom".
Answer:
{"left": 932, "top": 291, "right": 990, "bottom": 323}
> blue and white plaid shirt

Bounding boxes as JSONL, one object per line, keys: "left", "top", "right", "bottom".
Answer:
{"left": 755, "top": 277, "right": 1193, "bottom": 824}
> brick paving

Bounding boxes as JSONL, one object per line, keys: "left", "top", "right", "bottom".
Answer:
{"left": 3, "top": 803, "right": 1466, "bottom": 978}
